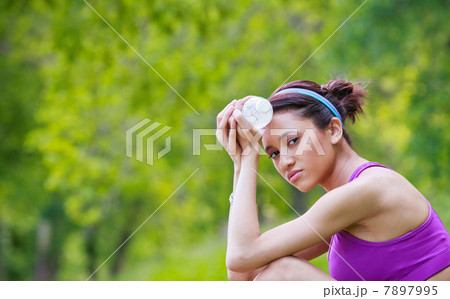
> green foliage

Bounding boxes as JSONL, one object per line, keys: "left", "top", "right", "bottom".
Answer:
{"left": 0, "top": 0, "right": 448, "bottom": 280}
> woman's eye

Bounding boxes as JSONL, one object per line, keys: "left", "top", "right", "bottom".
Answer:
{"left": 288, "top": 137, "right": 299, "bottom": 146}
{"left": 268, "top": 151, "right": 279, "bottom": 159}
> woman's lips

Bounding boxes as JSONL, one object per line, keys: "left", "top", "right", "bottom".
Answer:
{"left": 288, "top": 170, "right": 303, "bottom": 183}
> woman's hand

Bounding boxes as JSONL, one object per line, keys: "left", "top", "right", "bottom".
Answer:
{"left": 216, "top": 100, "right": 242, "bottom": 168}
{"left": 216, "top": 96, "right": 264, "bottom": 167}
{"left": 232, "top": 99, "right": 265, "bottom": 161}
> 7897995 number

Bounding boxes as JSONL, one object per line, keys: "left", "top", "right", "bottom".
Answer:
{"left": 384, "top": 285, "right": 437, "bottom": 296}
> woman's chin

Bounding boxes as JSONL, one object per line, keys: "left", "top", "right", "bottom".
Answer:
{"left": 292, "top": 180, "right": 314, "bottom": 192}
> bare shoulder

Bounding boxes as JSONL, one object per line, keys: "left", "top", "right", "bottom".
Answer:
{"left": 349, "top": 167, "right": 401, "bottom": 201}
{"left": 354, "top": 166, "right": 427, "bottom": 208}
{"left": 355, "top": 166, "right": 406, "bottom": 188}
{"left": 342, "top": 166, "right": 430, "bottom": 241}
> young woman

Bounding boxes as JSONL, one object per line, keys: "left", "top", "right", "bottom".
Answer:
{"left": 216, "top": 79, "right": 450, "bottom": 281}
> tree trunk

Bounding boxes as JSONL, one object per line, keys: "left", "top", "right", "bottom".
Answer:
{"left": 0, "top": 221, "right": 5, "bottom": 280}
{"left": 292, "top": 186, "right": 307, "bottom": 215}
{"left": 34, "top": 219, "right": 52, "bottom": 280}
{"left": 111, "top": 231, "right": 130, "bottom": 276}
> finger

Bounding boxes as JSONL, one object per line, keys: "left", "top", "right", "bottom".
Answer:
{"left": 216, "top": 101, "right": 236, "bottom": 147}
{"left": 234, "top": 95, "right": 257, "bottom": 112}
{"left": 228, "top": 117, "right": 237, "bottom": 155}
{"left": 219, "top": 101, "right": 236, "bottom": 130}
{"left": 232, "top": 109, "right": 253, "bottom": 130}
{"left": 217, "top": 99, "right": 237, "bottom": 121}
{"left": 217, "top": 100, "right": 238, "bottom": 126}
{"left": 216, "top": 127, "right": 224, "bottom": 147}
{"left": 230, "top": 116, "right": 236, "bottom": 129}
{"left": 227, "top": 115, "right": 235, "bottom": 127}
{"left": 217, "top": 103, "right": 236, "bottom": 146}
{"left": 216, "top": 101, "right": 235, "bottom": 127}
{"left": 233, "top": 109, "right": 264, "bottom": 142}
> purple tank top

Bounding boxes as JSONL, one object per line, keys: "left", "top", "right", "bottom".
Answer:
{"left": 327, "top": 162, "right": 450, "bottom": 281}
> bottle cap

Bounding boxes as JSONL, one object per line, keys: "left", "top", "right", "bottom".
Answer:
{"left": 242, "top": 97, "right": 273, "bottom": 129}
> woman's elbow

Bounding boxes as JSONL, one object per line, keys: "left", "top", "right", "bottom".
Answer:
{"left": 226, "top": 257, "right": 240, "bottom": 272}
{"left": 226, "top": 254, "right": 251, "bottom": 272}
{"left": 227, "top": 269, "right": 251, "bottom": 281}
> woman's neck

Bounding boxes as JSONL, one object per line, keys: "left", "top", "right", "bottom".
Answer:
{"left": 319, "top": 142, "right": 368, "bottom": 192}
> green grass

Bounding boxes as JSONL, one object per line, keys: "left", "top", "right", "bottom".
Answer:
{"left": 118, "top": 228, "right": 329, "bottom": 280}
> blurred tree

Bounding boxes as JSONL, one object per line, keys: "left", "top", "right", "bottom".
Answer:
{"left": 0, "top": 0, "right": 448, "bottom": 280}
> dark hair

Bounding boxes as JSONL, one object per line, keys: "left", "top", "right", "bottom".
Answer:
{"left": 268, "top": 79, "right": 367, "bottom": 147}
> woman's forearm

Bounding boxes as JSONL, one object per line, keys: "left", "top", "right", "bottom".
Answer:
{"left": 232, "top": 165, "right": 240, "bottom": 193}
{"left": 227, "top": 154, "right": 261, "bottom": 259}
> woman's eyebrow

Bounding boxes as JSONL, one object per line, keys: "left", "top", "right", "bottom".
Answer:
{"left": 264, "top": 130, "right": 298, "bottom": 152}
{"left": 264, "top": 145, "right": 274, "bottom": 152}
{"left": 280, "top": 130, "right": 297, "bottom": 139}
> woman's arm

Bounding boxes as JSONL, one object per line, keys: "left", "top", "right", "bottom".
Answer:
{"left": 292, "top": 236, "right": 331, "bottom": 261}
{"left": 227, "top": 237, "right": 330, "bottom": 281}
{"left": 226, "top": 153, "right": 261, "bottom": 265}
{"left": 232, "top": 166, "right": 240, "bottom": 195}
{"left": 227, "top": 173, "right": 383, "bottom": 272}
{"left": 226, "top": 153, "right": 260, "bottom": 280}
{"left": 227, "top": 160, "right": 261, "bottom": 282}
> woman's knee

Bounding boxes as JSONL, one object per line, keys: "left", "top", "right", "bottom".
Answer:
{"left": 254, "top": 256, "right": 301, "bottom": 280}
{"left": 268, "top": 256, "right": 301, "bottom": 271}
{"left": 254, "top": 255, "right": 334, "bottom": 281}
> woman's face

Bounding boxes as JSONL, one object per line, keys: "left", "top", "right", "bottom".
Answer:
{"left": 261, "top": 111, "right": 336, "bottom": 192}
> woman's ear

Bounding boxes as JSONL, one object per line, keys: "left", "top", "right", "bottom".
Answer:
{"left": 329, "top": 117, "right": 343, "bottom": 144}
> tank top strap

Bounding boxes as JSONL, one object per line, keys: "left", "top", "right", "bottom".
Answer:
{"left": 348, "top": 162, "right": 391, "bottom": 183}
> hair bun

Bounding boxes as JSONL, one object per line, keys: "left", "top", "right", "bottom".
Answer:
{"left": 325, "top": 79, "right": 367, "bottom": 124}
{"left": 325, "top": 80, "right": 354, "bottom": 99}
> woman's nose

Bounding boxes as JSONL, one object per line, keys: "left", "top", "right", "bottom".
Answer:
{"left": 280, "top": 154, "right": 295, "bottom": 170}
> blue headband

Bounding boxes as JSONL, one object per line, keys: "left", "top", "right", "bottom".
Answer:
{"left": 274, "top": 88, "right": 343, "bottom": 124}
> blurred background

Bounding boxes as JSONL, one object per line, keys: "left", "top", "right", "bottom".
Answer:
{"left": 0, "top": 0, "right": 448, "bottom": 280}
